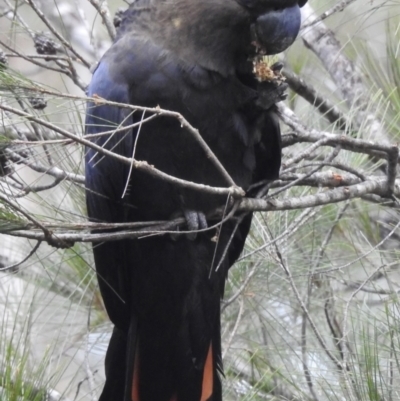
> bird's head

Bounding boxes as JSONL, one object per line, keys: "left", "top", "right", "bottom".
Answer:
{"left": 118, "top": 0, "right": 308, "bottom": 75}
{"left": 236, "top": 0, "right": 307, "bottom": 55}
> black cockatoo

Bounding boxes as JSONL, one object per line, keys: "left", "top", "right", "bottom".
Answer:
{"left": 85, "top": 1, "right": 306, "bottom": 400}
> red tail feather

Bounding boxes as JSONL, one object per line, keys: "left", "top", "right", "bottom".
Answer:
{"left": 131, "top": 342, "right": 214, "bottom": 401}
{"left": 201, "top": 344, "right": 213, "bottom": 401}
{"left": 132, "top": 344, "right": 140, "bottom": 401}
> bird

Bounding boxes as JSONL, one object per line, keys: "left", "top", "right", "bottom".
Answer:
{"left": 85, "top": 1, "right": 307, "bottom": 400}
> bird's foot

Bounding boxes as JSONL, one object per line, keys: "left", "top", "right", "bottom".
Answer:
{"left": 169, "top": 209, "right": 208, "bottom": 241}
{"left": 254, "top": 61, "right": 288, "bottom": 110}
{"left": 184, "top": 209, "right": 208, "bottom": 240}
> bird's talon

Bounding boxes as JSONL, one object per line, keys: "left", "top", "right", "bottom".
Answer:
{"left": 184, "top": 209, "right": 208, "bottom": 240}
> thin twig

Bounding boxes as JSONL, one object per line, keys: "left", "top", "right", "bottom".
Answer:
{"left": 25, "top": 0, "right": 91, "bottom": 68}
{"left": 0, "top": 192, "right": 71, "bottom": 248}
{"left": 313, "top": 202, "right": 350, "bottom": 270}
{"left": 301, "top": 0, "right": 358, "bottom": 30}
{"left": 0, "top": 241, "right": 41, "bottom": 272}
{"left": 0, "top": 39, "right": 71, "bottom": 76}
{"left": 222, "top": 260, "right": 261, "bottom": 313}
{"left": 240, "top": 208, "right": 318, "bottom": 261}
{"left": 6, "top": 148, "right": 85, "bottom": 184}
{"left": 283, "top": 68, "right": 349, "bottom": 129}
{"left": 0, "top": 103, "right": 244, "bottom": 199}
{"left": 301, "top": 277, "right": 320, "bottom": 401}
{"left": 87, "top": 0, "right": 116, "bottom": 41}
{"left": 222, "top": 296, "right": 244, "bottom": 359}
{"left": 267, "top": 227, "right": 344, "bottom": 371}
{"left": 268, "top": 145, "right": 341, "bottom": 198}
{"left": 277, "top": 103, "right": 395, "bottom": 158}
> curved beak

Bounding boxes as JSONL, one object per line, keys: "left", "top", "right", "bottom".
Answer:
{"left": 254, "top": 4, "right": 302, "bottom": 55}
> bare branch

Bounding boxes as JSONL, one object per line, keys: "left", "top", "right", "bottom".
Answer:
{"left": 0, "top": 192, "right": 72, "bottom": 248}
{"left": 0, "top": 102, "right": 244, "bottom": 199}
{"left": 0, "top": 240, "right": 41, "bottom": 272}
{"left": 6, "top": 148, "right": 85, "bottom": 184}
{"left": 277, "top": 103, "right": 393, "bottom": 158}
{"left": 240, "top": 179, "right": 396, "bottom": 213}
{"left": 300, "top": 3, "right": 388, "bottom": 144}
{"left": 301, "top": 0, "right": 358, "bottom": 29}
{"left": 283, "top": 68, "right": 349, "bottom": 129}
{"left": 87, "top": 0, "right": 116, "bottom": 41}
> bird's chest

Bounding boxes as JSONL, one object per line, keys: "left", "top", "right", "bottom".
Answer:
{"left": 127, "top": 72, "right": 262, "bottom": 217}
{"left": 135, "top": 96, "right": 259, "bottom": 188}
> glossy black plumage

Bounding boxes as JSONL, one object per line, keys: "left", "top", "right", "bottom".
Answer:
{"left": 85, "top": 1, "right": 306, "bottom": 400}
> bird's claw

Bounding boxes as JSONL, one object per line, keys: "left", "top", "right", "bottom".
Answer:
{"left": 256, "top": 79, "right": 288, "bottom": 110}
{"left": 169, "top": 209, "right": 208, "bottom": 240}
{"left": 184, "top": 210, "right": 208, "bottom": 240}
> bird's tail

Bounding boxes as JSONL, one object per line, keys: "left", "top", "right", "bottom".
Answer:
{"left": 131, "top": 341, "right": 215, "bottom": 401}
{"left": 100, "top": 315, "right": 222, "bottom": 401}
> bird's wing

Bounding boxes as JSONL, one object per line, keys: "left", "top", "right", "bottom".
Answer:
{"left": 85, "top": 34, "right": 160, "bottom": 328}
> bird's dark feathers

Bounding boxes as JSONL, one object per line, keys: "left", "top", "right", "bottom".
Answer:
{"left": 85, "top": 0, "right": 306, "bottom": 400}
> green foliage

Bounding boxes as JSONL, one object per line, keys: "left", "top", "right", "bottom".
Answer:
{"left": 0, "top": 202, "right": 27, "bottom": 232}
